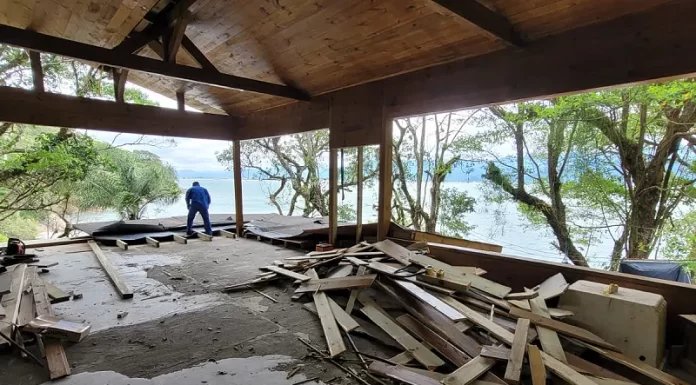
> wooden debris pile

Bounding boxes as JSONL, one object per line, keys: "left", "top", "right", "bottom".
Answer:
{"left": 0, "top": 262, "right": 89, "bottom": 380}
{"left": 226, "top": 239, "right": 689, "bottom": 385}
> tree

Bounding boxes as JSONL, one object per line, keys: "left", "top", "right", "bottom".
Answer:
{"left": 391, "top": 112, "right": 476, "bottom": 236}
{"left": 217, "top": 131, "right": 378, "bottom": 220}
{"left": 469, "top": 80, "right": 696, "bottom": 268}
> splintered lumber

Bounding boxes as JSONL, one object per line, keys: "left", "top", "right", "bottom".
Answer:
{"left": 0, "top": 266, "right": 14, "bottom": 295}
{"left": 285, "top": 254, "right": 339, "bottom": 261}
{"left": 508, "top": 299, "right": 531, "bottom": 311}
{"left": 408, "top": 252, "right": 481, "bottom": 276}
{"left": 570, "top": 339, "right": 690, "bottom": 385}
{"left": 393, "top": 280, "right": 465, "bottom": 321}
{"left": 220, "top": 229, "right": 236, "bottom": 238}
{"left": 418, "top": 273, "right": 471, "bottom": 292}
{"left": 294, "top": 275, "right": 376, "bottom": 293}
{"left": 506, "top": 291, "right": 538, "bottom": 300}
{"left": 116, "top": 239, "right": 128, "bottom": 250}
{"left": 439, "top": 295, "right": 515, "bottom": 345}
{"left": 504, "top": 318, "right": 530, "bottom": 384}
{"left": 345, "top": 256, "right": 369, "bottom": 266}
{"left": 196, "top": 231, "right": 213, "bottom": 241}
{"left": 262, "top": 266, "right": 311, "bottom": 282}
{"left": 173, "top": 234, "right": 188, "bottom": 244}
{"left": 480, "top": 345, "right": 511, "bottom": 360}
{"left": 345, "top": 265, "right": 367, "bottom": 314}
{"left": 145, "top": 237, "right": 160, "bottom": 247}
{"left": 46, "top": 282, "right": 70, "bottom": 303}
{"left": 390, "top": 351, "right": 413, "bottom": 365}
{"left": 88, "top": 240, "right": 133, "bottom": 299}
{"left": 566, "top": 352, "right": 632, "bottom": 382}
{"left": 396, "top": 313, "right": 470, "bottom": 366}
{"left": 539, "top": 350, "right": 599, "bottom": 385}
{"left": 510, "top": 307, "right": 618, "bottom": 351}
{"left": 303, "top": 300, "right": 359, "bottom": 332}
{"left": 528, "top": 345, "right": 547, "bottom": 385}
{"left": 306, "top": 269, "right": 345, "bottom": 357}
{"left": 372, "top": 239, "right": 413, "bottom": 265}
{"left": 326, "top": 264, "right": 354, "bottom": 278}
{"left": 0, "top": 264, "right": 27, "bottom": 346}
{"left": 368, "top": 361, "right": 441, "bottom": 385}
{"left": 537, "top": 273, "right": 569, "bottom": 300}
{"left": 358, "top": 294, "right": 444, "bottom": 369}
{"left": 442, "top": 355, "right": 497, "bottom": 385}
{"left": 32, "top": 271, "right": 70, "bottom": 379}
{"left": 419, "top": 273, "right": 512, "bottom": 300}
{"left": 548, "top": 307, "right": 574, "bottom": 319}
{"left": 528, "top": 294, "right": 567, "bottom": 363}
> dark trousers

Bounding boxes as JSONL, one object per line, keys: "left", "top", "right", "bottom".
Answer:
{"left": 187, "top": 202, "right": 212, "bottom": 235}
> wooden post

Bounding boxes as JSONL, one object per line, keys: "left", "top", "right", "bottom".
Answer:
{"left": 113, "top": 68, "right": 128, "bottom": 103}
{"left": 356, "top": 146, "right": 364, "bottom": 243}
{"left": 377, "top": 116, "right": 392, "bottom": 240}
{"left": 176, "top": 90, "right": 185, "bottom": 111}
{"left": 328, "top": 148, "right": 338, "bottom": 245}
{"left": 233, "top": 140, "right": 244, "bottom": 236}
{"left": 28, "top": 51, "right": 44, "bottom": 93}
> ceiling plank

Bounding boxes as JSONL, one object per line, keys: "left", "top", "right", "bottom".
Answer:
{"left": 429, "top": 0, "right": 524, "bottom": 47}
{"left": 0, "top": 86, "right": 239, "bottom": 140}
{"left": 0, "top": 25, "right": 310, "bottom": 100}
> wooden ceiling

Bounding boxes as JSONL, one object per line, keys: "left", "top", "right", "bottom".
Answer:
{"left": 0, "top": 0, "right": 675, "bottom": 116}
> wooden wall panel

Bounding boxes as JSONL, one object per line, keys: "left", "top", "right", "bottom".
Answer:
{"left": 238, "top": 97, "right": 330, "bottom": 141}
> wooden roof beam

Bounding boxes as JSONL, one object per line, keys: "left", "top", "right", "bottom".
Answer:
{"left": 181, "top": 36, "right": 217, "bottom": 71}
{"left": 164, "top": 11, "right": 192, "bottom": 62}
{"left": 0, "top": 25, "right": 310, "bottom": 100}
{"left": 429, "top": 0, "right": 524, "bottom": 47}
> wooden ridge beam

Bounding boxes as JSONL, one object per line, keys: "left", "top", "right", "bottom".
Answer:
{"left": 429, "top": 0, "right": 524, "bottom": 46}
{"left": 0, "top": 25, "right": 309, "bottom": 100}
{"left": 0, "top": 86, "right": 239, "bottom": 140}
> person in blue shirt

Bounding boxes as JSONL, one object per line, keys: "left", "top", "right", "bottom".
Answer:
{"left": 185, "top": 181, "right": 212, "bottom": 236}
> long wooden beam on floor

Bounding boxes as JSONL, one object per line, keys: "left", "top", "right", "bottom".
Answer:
{"left": 88, "top": 240, "right": 133, "bottom": 299}
{"left": 173, "top": 235, "right": 188, "bottom": 244}
{"left": 0, "top": 25, "right": 308, "bottom": 100}
{"left": 32, "top": 269, "right": 71, "bottom": 379}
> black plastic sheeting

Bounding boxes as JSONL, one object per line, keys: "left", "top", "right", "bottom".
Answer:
{"left": 619, "top": 260, "right": 692, "bottom": 283}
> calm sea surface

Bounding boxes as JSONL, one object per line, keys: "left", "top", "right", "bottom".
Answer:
{"left": 77, "top": 178, "right": 616, "bottom": 267}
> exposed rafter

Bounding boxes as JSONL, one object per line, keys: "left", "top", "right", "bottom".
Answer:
{"left": 181, "top": 36, "right": 217, "bottom": 71}
{"left": 429, "top": 0, "right": 524, "bottom": 47}
{"left": 112, "top": 68, "right": 128, "bottom": 103}
{"left": 0, "top": 25, "right": 310, "bottom": 100}
{"left": 164, "top": 11, "right": 191, "bottom": 62}
{"left": 28, "top": 51, "right": 44, "bottom": 92}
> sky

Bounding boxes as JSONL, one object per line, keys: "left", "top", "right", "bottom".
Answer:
{"left": 83, "top": 84, "right": 232, "bottom": 172}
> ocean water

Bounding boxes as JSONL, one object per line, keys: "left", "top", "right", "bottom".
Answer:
{"left": 78, "top": 178, "right": 616, "bottom": 267}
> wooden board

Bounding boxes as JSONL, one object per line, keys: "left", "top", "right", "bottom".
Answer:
{"left": 220, "top": 229, "right": 236, "bottom": 238}
{"left": 306, "top": 269, "right": 345, "bottom": 357}
{"left": 529, "top": 294, "right": 567, "bottom": 363}
{"left": 196, "top": 231, "right": 213, "bottom": 241}
{"left": 504, "top": 318, "right": 530, "bottom": 384}
{"left": 88, "top": 240, "right": 134, "bottom": 299}
{"left": 116, "top": 239, "right": 129, "bottom": 250}
{"left": 480, "top": 345, "right": 511, "bottom": 360}
{"left": 16, "top": 268, "right": 34, "bottom": 328}
{"left": 510, "top": 307, "right": 618, "bottom": 351}
{"left": 145, "top": 237, "right": 160, "bottom": 247}
{"left": 408, "top": 252, "right": 481, "bottom": 276}
{"left": 372, "top": 239, "right": 413, "bottom": 265}
{"left": 439, "top": 295, "right": 515, "bottom": 345}
{"left": 506, "top": 291, "right": 538, "bottom": 300}
{"left": 442, "top": 355, "right": 497, "bottom": 385}
{"left": 294, "top": 275, "right": 376, "bottom": 293}
{"left": 571, "top": 339, "right": 690, "bottom": 385}
{"left": 566, "top": 352, "right": 632, "bottom": 382}
{"left": 549, "top": 308, "right": 574, "bottom": 319}
{"left": 537, "top": 273, "right": 569, "bottom": 300}
{"left": 46, "top": 282, "right": 71, "bottom": 304}
{"left": 32, "top": 271, "right": 70, "bottom": 379}
{"left": 345, "top": 265, "right": 367, "bottom": 314}
{"left": 528, "top": 344, "right": 547, "bottom": 385}
{"left": 393, "top": 279, "right": 465, "bottom": 321}
{"left": 262, "top": 266, "right": 311, "bottom": 282}
{"left": 0, "top": 264, "right": 27, "bottom": 346}
{"left": 0, "top": 267, "right": 13, "bottom": 295}
{"left": 359, "top": 295, "right": 444, "bottom": 369}
{"left": 539, "top": 350, "right": 599, "bottom": 385}
{"left": 345, "top": 256, "right": 369, "bottom": 266}
{"left": 396, "top": 313, "right": 471, "bottom": 367}
{"left": 173, "top": 234, "right": 188, "bottom": 244}
{"left": 368, "top": 361, "right": 440, "bottom": 385}
{"left": 303, "top": 299, "right": 359, "bottom": 332}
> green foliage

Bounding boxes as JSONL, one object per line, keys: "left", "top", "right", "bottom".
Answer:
{"left": 663, "top": 211, "right": 696, "bottom": 276}
{"left": 437, "top": 187, "right": 475, "bottom": 237}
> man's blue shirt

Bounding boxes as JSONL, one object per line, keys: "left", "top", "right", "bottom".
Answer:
{"left": 185, "top": 186, "right": 211, "bottom": 208}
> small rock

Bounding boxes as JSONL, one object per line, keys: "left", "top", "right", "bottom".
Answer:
{"left": 202, "top": 279, "right": 209, "bottom": 284}
{"left": 217, "top": 371, "right": 228, "bottom": 375}
{"left": 117, "top": 311, "right": 128, "bottom": 319}
{"left": 207, "top": 327, "right": 213, "bottom": 331}
{"left": 162, "top": 337, "right": 168, "bottom": 341}
{"left": 248, "top": 347, "right": 254, "bottom": 352}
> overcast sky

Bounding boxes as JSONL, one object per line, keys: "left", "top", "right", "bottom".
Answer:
{"left": 84, "top": 84, "right": 231, "bottom": 172}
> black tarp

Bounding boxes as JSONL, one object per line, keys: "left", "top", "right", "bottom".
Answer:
{"left": 619, "top": 260, "right": 692, "bottom": 283}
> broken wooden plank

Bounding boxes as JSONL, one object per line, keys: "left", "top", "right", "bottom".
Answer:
{"left": 510, "top": 307, "right": 618, "bottom": 351}
{"left": 196, "top": 231, "right": 213, "bottom": 241}
{"left": 306, "top": 268, "right": 345, "bottom": 357}
{"left": 345, "top": 256, "right": 369, "bottom": 266}
{"left": 368, "top": 361, "right": 440, "bottom": 385}
{"left": 358, "top": 294, "right": 444, "bottom": 369}
{"left": 326, "top": 264, "right": 354, "bottom": 279}
{"left": 16, "top": 268, "right": 35, "bottom": 327}
{"left": 173, "top": 234, "right": 188, "bottom": 244}
{"left": 566, "top": 352, "right": 632, "bottom": 382}
{"left": 220, "top": 229, "right": 236, "bottom": 238}
{"left": 294, "top": 275, "right": 376, "bottom": 293}
{"left": 303, "top": 300, "right": 359, "bottom": 332}
{"left": 537, "top": 273, "right": 569, "bottom": 300}
{"left": 46, "top": 282, "right": 70, "bottom": 304}
{"left": 528, "top": 344, "right": 546, "bottom": 385}
{"left": 528, "top": 294, "right": 567, "bottom": 363}
{"left": 439, "top": 295, "right": 515, "bottom": 345}
{"left": 408, "top": 252, "right": 480, "bottom": 276}
{"left": 480, "top": 345, "right": 511, "bottom": 360}
{"left": 0, "top": 304, "right": 5, "bottom": 318}
{"left": 345, "top": 265, "right": 367, "bottom": 314}
{"left": 549, "top": 307, "right": 574, "bottom": 319}
{"left": 145, "top": 237, "right": 160, "bottom": 248}
{"left": 418, "top": 273, "right": 471, "bottom": 292}
{"left": 0, "top": 264, "right": 27, "bottom": 346}
{"left": 262, "top": 266, "right": 311, "bottom": 282}
{"left": 393, "top": 280, "right": 465, "bottom": 321}
{"left": 504, "top": 318, "right": 530, "bottom": 384}
{"left": 389, "top": 351, "right": 413, "bottom": 365}
{"left": 373, "top": 239, "right": 413, "bottom": 265}
{"left": 508, "top": 299, "right": 531, "bottom": 311}
{"left": 570, "top": 339, "right": 689, "bottom": 385}
{"left": 32, "top": 271, "right": 70, "bottom": 379}
{"left": 442, "top": 355, "right": 497, "bottom": 385}
{"left": 506, "top": 291, "right": 538, "bottom": 300}
{"left": 539, "top": 350, "right": 598, "bottom": 385}
{"left": 396, "top": 313, "right": 470, "bottom": 367}
{"left": 116, "top": 239, "right": 128, "bottom": 250}
{"left": 88, "top": 240, "right": 133, "bottom": 299}
{"left": 0, "top": 266, "right": 14, "bottom": 295}
{"left": 285, "top": 254, "right": 339, "bottom": 261}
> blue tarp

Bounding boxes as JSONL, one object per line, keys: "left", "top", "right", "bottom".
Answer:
{"left": 619, "top": 260, "right": 692, "bottom": 284}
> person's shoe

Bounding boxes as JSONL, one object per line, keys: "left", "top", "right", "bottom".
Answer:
{"left": 186, "top": 231, "right": 195, "bottom": 237}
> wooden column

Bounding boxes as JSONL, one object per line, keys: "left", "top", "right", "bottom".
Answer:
{"left": 28, "top": 51, "right": 44, "bottom": 92}
{"left": 233, "top": 140, "right": 244, "bottom": 236}
{"left": 176, "top": 90, "right": 185, "bottom": 111}
{"left": 377, "top": 116, "right": 392, "bottom": 240}
{"left": 355, "top": 146, "right": 364, "bottom": 243}
{"left": 113, "top": 68, "right": 128, "bottom": 103}
{"left": 328, "top": 148, "right": 338, "bottom": 245}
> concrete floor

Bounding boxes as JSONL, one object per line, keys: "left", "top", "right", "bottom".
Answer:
{"left": 0, "top": 237, "right": 396, "bottom": 385}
